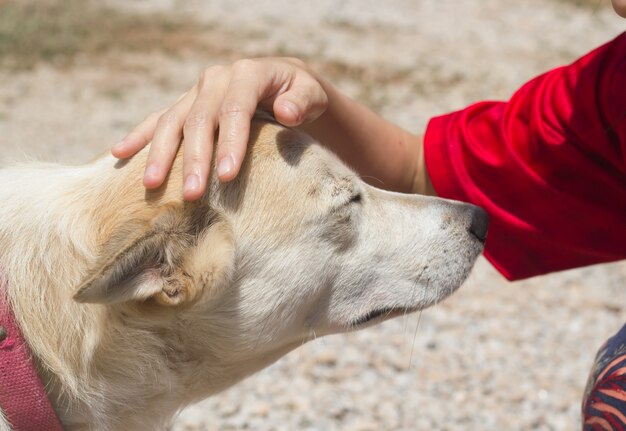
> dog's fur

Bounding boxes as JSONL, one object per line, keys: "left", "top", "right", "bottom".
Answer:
{"left": 0, "top": 120, "right": 483, "bottom": 430}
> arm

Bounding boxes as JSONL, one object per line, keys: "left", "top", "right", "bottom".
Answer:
{"left": 112, "top": 58, "right": 433, "bottom": 198}
{"left": 613, "top": 0, "right": 626, "bottom": 16}
{"left": 297, "top": 77, "right": 429, "bottom": 194}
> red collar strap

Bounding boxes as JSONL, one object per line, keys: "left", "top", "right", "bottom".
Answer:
{"left": 0, "top": 272, "right": 64, "bottom": 430}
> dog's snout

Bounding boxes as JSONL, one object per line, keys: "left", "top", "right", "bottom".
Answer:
{"left": 468, "top": 205, "right": 489, "bottom": 243}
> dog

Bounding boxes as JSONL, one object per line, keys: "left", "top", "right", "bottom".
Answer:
{"left": 0, "top": 119, "right": 486, "bottom": 430}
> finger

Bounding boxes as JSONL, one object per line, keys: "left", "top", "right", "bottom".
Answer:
{"left": 143, "top": 92, "right": 196, "bottom": 188}
{"left": 273, "top": 74, "right": 328, "bottom": 127}
{"left": 215, "top": 61, "right": 265, "bottom": 182}
{"left": 181, "top": 103, "right": 214, "bottom": 200}
{"left": 113, "top": 92, "right": 188, "bottom": 159}
{"left": 112, "top": 109, "right": 166, "bottom": 159}
{"left": 181, "top": 68, "right": 230, "bottom": 200}
{"left": 181, "top": 105, "right": 219, "bottom": 200}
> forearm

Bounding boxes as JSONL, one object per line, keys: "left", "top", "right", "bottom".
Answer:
{"left": 613, "top": 0, "right": 626, "bottom": 17}
{"left": 118, "top": 56, "right": 438, "bottom": 198}
{"left": 299, "top": 78, "right": 432, "bottom": 194}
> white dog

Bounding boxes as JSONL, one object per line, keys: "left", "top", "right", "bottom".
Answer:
{"left": 0, "top": 120, "right": 486, "bottom": 430}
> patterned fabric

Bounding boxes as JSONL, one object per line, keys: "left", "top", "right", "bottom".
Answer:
{"left": 583, "top": 323, "right": 626, "bottom": 430}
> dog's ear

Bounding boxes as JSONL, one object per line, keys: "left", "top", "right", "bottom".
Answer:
{"left": 73, "top": 205, "right": 222, "bottom": 305}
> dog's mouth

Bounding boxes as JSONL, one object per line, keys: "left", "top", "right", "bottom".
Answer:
{"left": 351, "top": 306, "right": 417, "bottom": 327}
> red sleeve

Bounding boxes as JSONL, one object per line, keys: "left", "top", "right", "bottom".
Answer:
{"left": 424, "top": 32, "right": 626, "bottom": 281}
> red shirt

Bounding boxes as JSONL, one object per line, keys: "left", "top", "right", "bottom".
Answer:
{"left": 424, "top": 33, "right": 626, "bottom": 281}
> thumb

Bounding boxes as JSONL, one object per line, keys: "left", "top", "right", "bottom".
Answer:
{"left": 272, "top": 80, "right": 328, "bottom": 127}
{"left": 273, "top": 97, "right": 304, "bottom": 127}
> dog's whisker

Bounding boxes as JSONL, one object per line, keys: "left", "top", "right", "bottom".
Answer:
{"left": 355, "top": 174, "right": 385, "bottom": 186}
{"left": 408, "top": 309, "right": 423, "bottom": 370}
{"left": 404, "top": 272, "right": 423, "bottom": 343}
{"left": 406, "top": 277, "right": 429, "bottom": 369}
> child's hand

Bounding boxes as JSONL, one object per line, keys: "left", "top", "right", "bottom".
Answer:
{"left": 112, "top": 58, "right": 328, "bottom": 201}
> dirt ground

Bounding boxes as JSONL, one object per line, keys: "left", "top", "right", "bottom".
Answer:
{"left": 0, "top": 0, "right": 624, "bottom": 429}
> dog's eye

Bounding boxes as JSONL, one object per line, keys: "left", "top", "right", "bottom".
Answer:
{"left": 329, "top": 191, "right": 363, "bottom": 214}
{"left": 348, "top": 193, "right": 362, "bottom": 205}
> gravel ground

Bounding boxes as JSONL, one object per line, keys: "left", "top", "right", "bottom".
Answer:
{"left": 0, "top": 1, "right": 625, "bottom": 430}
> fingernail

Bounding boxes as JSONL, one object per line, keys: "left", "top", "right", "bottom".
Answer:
{"left": 144, "top": 164, "right": 159, "bottom": 180}
{"left": 184, "top": 174, "right": 200, "bottom": 192}
{"left": 281, "top": 101, "right": 300, "bottom": 120}
{"left": 112, "top": 140, "right": 126, "bottom": 152}
{"left": 217, "top": 155, "right": 235, "bottom": 178}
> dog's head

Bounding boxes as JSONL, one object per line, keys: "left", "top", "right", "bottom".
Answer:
{"left": 73, "top": 120, "right": 486, "bottom": 395}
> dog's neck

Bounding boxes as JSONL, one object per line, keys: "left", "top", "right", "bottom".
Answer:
{"left": 0, "top": 155, "right": 192, "bottom": 430}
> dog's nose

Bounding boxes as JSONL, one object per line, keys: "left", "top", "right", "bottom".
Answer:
{"left": 468, "top": 205, "right": 489, "bottom": 243}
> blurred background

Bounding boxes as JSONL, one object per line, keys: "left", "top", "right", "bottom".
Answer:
{"left": 0, "top": 0, "right": 624, "bottom": 429}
